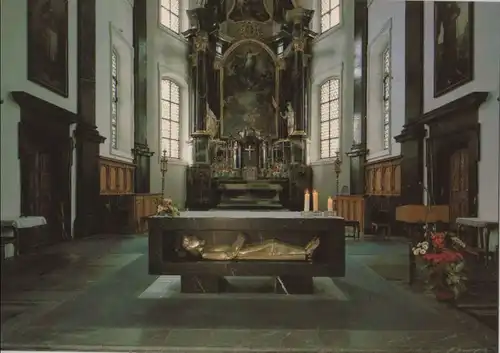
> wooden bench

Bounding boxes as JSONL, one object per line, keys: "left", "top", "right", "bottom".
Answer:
{"left": 1, "top": 217, "right": 47, "bottom": 258}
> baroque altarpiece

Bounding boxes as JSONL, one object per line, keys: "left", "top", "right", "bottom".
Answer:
{"left": 184, "top": 0, "right": 315, "bottom": 210}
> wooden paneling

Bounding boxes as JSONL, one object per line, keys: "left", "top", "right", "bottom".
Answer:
{"left": 134, "top": 193, "right": 163, "bottom": 233}
{"left": 335, "top": 195, "right": 365, "bottom": 231}
{"left": 365, "top": 157, "right": 401, "bottom": 196}
{"left": 98, "top": 193, "right": 162, "bottom": 234}
{"left": 99, "top": 157, "right": 135, "bottom": 195}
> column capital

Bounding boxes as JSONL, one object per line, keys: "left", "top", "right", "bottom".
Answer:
{"left": 285, "top": 7, "right": 314, "bottom": 27}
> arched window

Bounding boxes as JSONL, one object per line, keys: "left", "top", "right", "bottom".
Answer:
{"left": 382, "top": 46, "right": 391, "bottom": 150}
{"left": 111, "top": 48, "right": 119, "bottom": 149}
{"left": 160, "top": 0, "right": 180, "bottom": 33}
{"left": 320, "top": 78, "right": 341, "bottom": 159}
{"left": 161, "top": 79, "right": 180, "bottom": 158}
{"left": 321, "top": 0, "right": 341, "bottom": 33}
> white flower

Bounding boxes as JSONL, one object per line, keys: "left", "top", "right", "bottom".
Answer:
{"left": 421, "top": 241, "right": 429, "bottom": 250}
{"left": 418, "top": 248, "right": 427, "bottom": 255}
{"left": 413, "top": 249, "right": 420, "bottom": 256}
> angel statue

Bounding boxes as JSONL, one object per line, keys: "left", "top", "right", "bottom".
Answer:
{"left": 206, "top": 104, "right": 219, "bottom": 139}
{"left": 281, "top": 101, "right": 295, "bottom": 136}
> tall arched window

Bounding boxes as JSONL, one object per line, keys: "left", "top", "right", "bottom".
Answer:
{"left": 160, "top": 0, "right": 180, "bottom": 33}
{"left": 320, "top": 78, "right": 341, "bottom": 159}
{"left": 161, "top": 79, "right": 180, "bottom": 158}
{"left": 321, "top": 0, "right": 341, "bottom": 33}
{"left": 111, "top": 48, "right": 119, "bottom": 150}
{"left": 382, "top": 46, "right": 391, "bottom": 150}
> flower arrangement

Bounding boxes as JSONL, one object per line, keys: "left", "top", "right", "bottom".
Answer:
{"left": 267, "top": 162, "right": 288, "bottom": 178}
{"left": 412, "top": 227, "right": 475, "bottom": 300}
{"left": 156, "top": 198, "right": 180, "bottom": 217}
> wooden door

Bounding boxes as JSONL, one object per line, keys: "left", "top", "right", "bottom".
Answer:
{"left": 449, "top": 148, "right": 469, "bottom": 228}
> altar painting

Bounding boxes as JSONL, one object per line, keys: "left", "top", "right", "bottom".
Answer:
{"left": 221, "top": 42, "right": 277, "bottom": 137}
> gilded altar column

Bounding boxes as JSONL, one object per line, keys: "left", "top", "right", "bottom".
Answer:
{"left": 285, "top": 8, "right": 314, "bottom": 164}
{"left": 184, "top": 11, "right": 211, "bottom": 164}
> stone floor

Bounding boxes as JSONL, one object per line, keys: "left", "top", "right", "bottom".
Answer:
{"left": 0, "top": 234, "right": 497, "bottom": 352}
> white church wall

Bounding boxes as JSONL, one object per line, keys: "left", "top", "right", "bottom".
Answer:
{"left": 147, "top": 0, "right": 191, "bottom": 208}
{"left": 310, "top": 0, "right": 354, "bottom": 206}
{"left": 0, "top": 0, "right": 78, "bottom": 242}
{"left": 423, "top": 2, "right": 500, "bottom": 222}
{"left": 366, "top": 0, "right": 405, "bottom": 162}
{"left": 95, "top": 0, "right": 135, "bottom": 163}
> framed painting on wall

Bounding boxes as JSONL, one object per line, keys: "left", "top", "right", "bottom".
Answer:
{"left": 434, "top": 1, "right": 474, "bottom": 98}
{"left": 27, "top": 0, "right": 69, "bottom": 97}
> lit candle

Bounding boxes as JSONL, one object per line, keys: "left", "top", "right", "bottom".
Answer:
{"left": 304, "top": 189, "right": 310, "bottom": 212}
{"left": 327, "top": 196, "right": 333, "bottom": 212}
{"left": 312, "top": 190, "right": 319, "bottom": 212}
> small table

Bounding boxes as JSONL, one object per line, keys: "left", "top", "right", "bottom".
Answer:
{"left": 456, "top": 217, "right": 498, "bottom": 267}
{"left": 1, "top": 216, "right": 47, "bottom": 257}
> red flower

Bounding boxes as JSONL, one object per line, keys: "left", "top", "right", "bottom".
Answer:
{"left": 422, "top": 250, "right": 462, "bottom": 264}
{"left": 431, "top": 233, "right": 446, "bottom": 249}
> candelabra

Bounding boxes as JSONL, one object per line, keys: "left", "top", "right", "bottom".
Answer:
{"left": 334, "top": 151, "right": 342, "bottom": 197}
{"left": 160, "top": 150, "right": 169, "bottom": 197}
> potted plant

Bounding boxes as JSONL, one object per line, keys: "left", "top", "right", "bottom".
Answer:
{"left": 412, "top": 227, "right": 476, "bottom": 301}
{"left": 156, "top": 198, "right": 180, "bottom": 217}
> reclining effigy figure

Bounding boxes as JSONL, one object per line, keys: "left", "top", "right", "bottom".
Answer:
{"left": 181, "top": 233, "right": 320, "bottom": 261}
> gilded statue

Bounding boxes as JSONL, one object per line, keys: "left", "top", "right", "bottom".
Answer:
{"left": 280, "top": 101, "right": 295, "bottom": 136}
{"left": 181, "top": 233, "right": 320, "bottom": 261}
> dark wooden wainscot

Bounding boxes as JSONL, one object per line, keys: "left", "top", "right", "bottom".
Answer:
{"left": 148, "top": 212, "right": 345, "bottom": 294}
{"left": 98, "top": 157, "right": 161, "bottom": 233}
{"left": 364, "top": 157, "right": 402, "bottom": 234}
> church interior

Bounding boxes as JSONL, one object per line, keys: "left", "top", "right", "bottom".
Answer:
{"left": 1, "top": 0, "right": 499, "bottom": 351}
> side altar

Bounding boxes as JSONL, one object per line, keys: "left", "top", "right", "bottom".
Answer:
{"left": 183, "top": 1, "right": 315, "bottom": 210}
{"left": 148, "top": 211, "right": 346, "bottom": 294}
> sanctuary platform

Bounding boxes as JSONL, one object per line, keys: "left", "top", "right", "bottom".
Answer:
{"left": 1, "top": 234, "right": 497, "bottom": 352}
{"left": 148, "top": 211, "right": 345, "bottom": 294}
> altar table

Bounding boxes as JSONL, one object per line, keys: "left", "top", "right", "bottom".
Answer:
{"left": 147, "top": 211, "right": 345, "bottom": 294}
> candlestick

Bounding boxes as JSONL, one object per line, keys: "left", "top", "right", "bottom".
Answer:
{"left": 312, "top": 190, "right": 319, "bottom": 212}
{"left": 327, "top": 196, "right": 333, "bottom": 212}
{"left": 304, "top": 189, "right": 310, "bottom": 212}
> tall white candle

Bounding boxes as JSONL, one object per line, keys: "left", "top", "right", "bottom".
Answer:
{"left": 304, "top": 189, "right": 310, "bottom": 212}
{"left": 312, "top": 190, "right": 319, "bottom": 212}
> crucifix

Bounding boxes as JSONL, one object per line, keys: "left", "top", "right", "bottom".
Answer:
{"left": 245, "top": 145, "right": 255, "bottom": 161}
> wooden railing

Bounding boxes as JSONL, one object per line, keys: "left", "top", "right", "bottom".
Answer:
{"left": 335, "top": 195, "right": 365, "bottom": 231}
{"left": 99, "top": 157, "right": 135, "bottom": 195}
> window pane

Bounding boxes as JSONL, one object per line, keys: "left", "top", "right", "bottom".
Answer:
{"left": 171, "top": 121, "right": 179, "bottom": 140}
{"left": 321, "top": 13, "right": 329, "bottom": 32}
{"left": 329, "top": 100, "right": 339, "bottom": 118}
{"left": 160, "top": 8, "right": 170, "bottom": 28}
{"left": 170, "top": 15, "right": 179, "bottom": 33}
{"left": 331, "top": 0, "right": 340, "bottom": 8}
{"left": 330, "top": 79, "right": 339, "bottom": 100}
{"left": 161, "top": 119, "right": 171, "bottom": 138}
{"left": 170, "top": 82, "right": 179, "bottom": 103}
{"left": 329, "top": 138, "right": 339, "bottom": 155}
{"left": 161, "top": 0, "right": 169, "bottom": 8}
{"left": 320, "top": 83, "right": 329, "bottom": 102}
{"left": 171, "top": 140, "right": 179, "bottom": 158}
{"left": 161, "top": 101, "right": 169, "bottom": 118}
{"left": 321, "top": 0, "right": 330, "bottom": 14}
{"left": 111, "top": 52, "right": 117, "bottom": 76}
{"left": 383, "top": 49, "right": 390, "bottom": 73}
{"left": 384, "top": 99, "right": 390, "bottom": 114}
{"left": 330, "top": 119, "right": 339, "bottom": 138}
{"left": 320, "top": 122, "right": 329, "bottom": 139}
{"left": 161, "top": 80, "right": 170, "bottom": 100}
{"left": 320, "top": 103, "right": 329, "bottom": 122}
{"left": 170, "top": 103, "right": 179, "bottom": 122}
{"left": 111, "top": 102, "right": 116, "bottom": 115}
{"left": 161, "top": 138, "right": 170, "bottom": 156}
{"left": 330, "top": 6, "right": 340, "bottom": 27}
{"left": 170, "top": 0, "right": 179, "bottom": 16}
{"left": 320, "top": 140, "right": 329, "bottom": 158}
